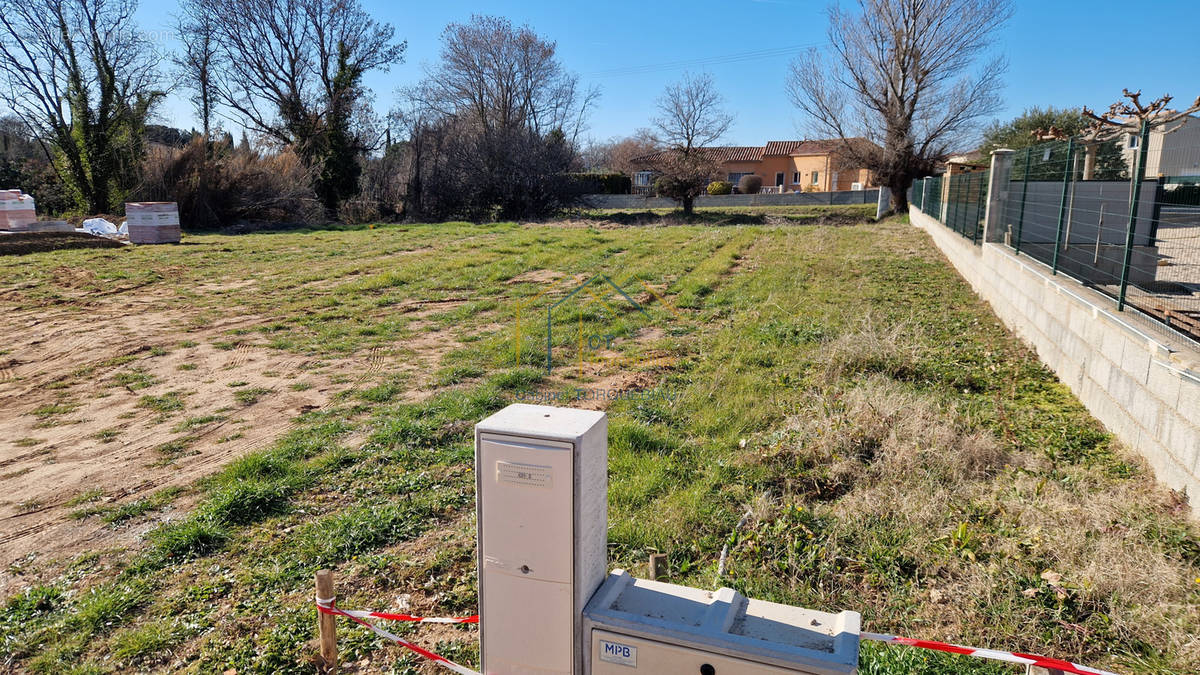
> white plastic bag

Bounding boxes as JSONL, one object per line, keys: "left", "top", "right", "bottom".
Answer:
{"left": 81, "top": 218, "right": 118, "bottom": 235}
{"left": 118, "top": 221, "right": 128, "bottom": 235}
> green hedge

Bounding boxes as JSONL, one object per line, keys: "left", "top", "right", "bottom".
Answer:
{"left": 567, "top": 172, "right": 632, "bottom": 195}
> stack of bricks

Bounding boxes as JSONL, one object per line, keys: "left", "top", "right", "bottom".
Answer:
{"left": 125, "top": 202, "right": 181, "bottom": 244}
{"left": 0, "top": 189, "right": 37, "bottom": 231}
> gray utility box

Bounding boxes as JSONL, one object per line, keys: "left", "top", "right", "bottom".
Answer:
{"left": 475, "top": 404, "right": 608, "bottom": 675}
{"left": 583, "top": 570, "right": 860, "bottom": 675}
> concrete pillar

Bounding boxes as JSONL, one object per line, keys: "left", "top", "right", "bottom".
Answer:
{"left": 875, "top": 186, "right": 891, "bottom": 219}
{"left": 983, "top": 148, "right": 1015, "bottom": 243}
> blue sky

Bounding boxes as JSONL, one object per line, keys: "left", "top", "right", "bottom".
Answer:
{"left": 135, "top": 0, "right": 1200, "bottom": 148}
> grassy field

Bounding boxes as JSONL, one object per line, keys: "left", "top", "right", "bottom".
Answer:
{"left": 1, "top": 211, "right": 1197, "bottom": 674}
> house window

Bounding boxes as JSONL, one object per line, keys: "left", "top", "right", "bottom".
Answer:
{"left": 792, "top": 171, "right": 800, "bottom": 184}
{"left": 1128, "top": 134, "right": 1139, "bottom": 149}
{"left": 811, "top": 171, "right": 820, "bottom": 185}
{"left": 634, "top": 171, "right": 654, "bottom": 186}
{"left": 728, "top": 172, "right": 754, "bottom": 185}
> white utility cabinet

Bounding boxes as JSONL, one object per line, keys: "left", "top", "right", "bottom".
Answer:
{"left": 583, "top": 570, "right": 860, "bottom": 675}
{"left": 475, "top": 404, "right": 608, "bottom": 675}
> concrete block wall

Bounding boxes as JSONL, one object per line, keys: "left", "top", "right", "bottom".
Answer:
{"left": 911, "top": 206, "right": 1200, "bottom": 516}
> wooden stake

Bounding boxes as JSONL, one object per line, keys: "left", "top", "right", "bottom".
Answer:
{"left": 649, "top": 553, "right": 667, "bottom": 580}
{"left": 316, "top": 569, "right": 338, "bottom": 674}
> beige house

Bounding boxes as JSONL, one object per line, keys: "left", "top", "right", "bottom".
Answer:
{"left": 633, "top": 139, "right": 879, "bottom": 194}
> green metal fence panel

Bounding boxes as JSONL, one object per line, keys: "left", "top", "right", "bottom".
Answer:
{"left": 943, "top": 170, "right": 988, "bottom": 243}
{"left": 921, "top": 176, "right": 943, "bottom": 219}
{"left": 995, "top": 134, "right": 1200, "bottom": 346}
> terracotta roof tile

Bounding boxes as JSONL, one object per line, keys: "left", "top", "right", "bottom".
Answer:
{"left": 763, "top": 141, "right": 806, "bottom": 156}
{"left": 789, "top": 137, "right": 880, "bottom": 157}
{"left": 718, "top": 146, "right": 764, "bottom": 162}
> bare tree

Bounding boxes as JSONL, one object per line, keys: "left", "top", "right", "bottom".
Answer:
{"left": 582, "top": 130, "right": 660, "bottom": 175}
{"left": 649, "top": 73, "right": 732, "bottom": 214}
{"left": 654, "top": 73, "right": 733, "bottom": 155}
{"left": 414, "top": 15, "right": 596, "bottom": 143}
{"left": 173, "top": 2, "right": 219, "bottom": 144}
{"left": 399, "top": 15, "right": 597, "bottom": 221}
{"left": 0, "top": 0, "right": 163, "bottom": 213}
{"left": 186, "top": 0, "right": 405, "bottom": 210}
{"left": 787, "top": 0, "right": 1012, "bottom": 211}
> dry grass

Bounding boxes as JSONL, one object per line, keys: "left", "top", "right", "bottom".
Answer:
{"left": 729, "top": 315, "right": 1199, "bottom": 671}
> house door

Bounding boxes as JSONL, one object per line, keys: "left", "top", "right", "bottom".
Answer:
{"left": 774, "top": 172, "right": 784, "bottom": 187}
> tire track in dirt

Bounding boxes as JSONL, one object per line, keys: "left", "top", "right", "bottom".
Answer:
{"left": 0, "top": 447, "right": 53, "bottom": 470}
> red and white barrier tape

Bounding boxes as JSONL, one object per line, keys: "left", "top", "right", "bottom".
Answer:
{"left": 315, "top": 596, "right": 480, "bottom": 675}
{"left": 315, "top": 598, "right": 1120, "bottom": 675}
{"left": 861, "top": 631, "right": 1120, "bottom": 675}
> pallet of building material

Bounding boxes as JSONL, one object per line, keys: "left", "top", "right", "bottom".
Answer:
{"left": 0, "top": 189, "right": 37, "bottom": 231}
{"left": 127, "top": 223, "right": 181, "bottom": 244}
{"left": 124, "top": 202, "right": 181, "bottom": 244}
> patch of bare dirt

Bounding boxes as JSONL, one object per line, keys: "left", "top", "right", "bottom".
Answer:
{"left": 506, "top": 269, "right": 565, "bottom": 285}
{"left": 0, "top": 296, "right": 467, "bottom": 597}
{"left": 546, "top": 326, "right": 676, "bottom": 411}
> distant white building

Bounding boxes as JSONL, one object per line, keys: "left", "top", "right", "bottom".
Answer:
{"left": 1121, "top": 115, "right": 1200, "bottom": 178}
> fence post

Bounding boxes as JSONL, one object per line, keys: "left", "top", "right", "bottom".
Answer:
{"left": 1015, "top": 146, "right": 1033, "bottom": 254}
{"left": 1118, "top": 120, "right": 1152, "bottom": 311}
{"left": 983, "top": 149, "right": 1014, "bottom": 243}
{"left": 1051, "top": 138, "right": 1076, "bottom": 275}
{"left": 316, "top": 570, "right": 338, "bottom": 673}
{"left": 1148, "top": 176, "right": 1166, "bottom": 246}
{"left": 958, "top": 175, "right": 967, "bottom": 235}
{"left": 975, "top": 172, "right": 987, "bottom": 244}
{"left": 650, "top": 553, "right": 668, "bottom": 580}
{"left": 960, "top": 176, "right": 968, "bottom": 234}
{"left": 947, "top": 175, "right": 955, "bottom": 229}
{"left": 939, "top": 177, "right": 947, "bottom": 222}
{"left": 951, "top": 175, "right": 960, "bottom": 231}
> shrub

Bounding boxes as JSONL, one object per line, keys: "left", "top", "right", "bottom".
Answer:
{"left": 403, "top": 119, "right": 583, "bottom": 221}
{"left": 568, "top": 172, "right": 632, "bottom": 195}
{"left": 707, "top": 180, "right": 733, "bottom": 196}
{"left": 346, "top": 145, "right": 406, "bottom": 224}
{"left": 131, "top": 138, "right": 322, "bottom": 230}
{"left": 737, "top": 174, "right": 762, "bottom": 194}
{"left": 654, "top": 174, "right": 707, "bottom": 202}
